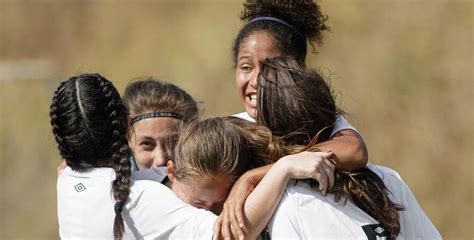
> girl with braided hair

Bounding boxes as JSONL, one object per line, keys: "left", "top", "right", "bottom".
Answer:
{"left": 52, "top": 74, "right": 132, "bottom": 239}
{"left": 51, "top": 73, "right": 335, "bottom": 239}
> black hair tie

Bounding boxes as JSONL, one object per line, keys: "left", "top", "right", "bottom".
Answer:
{"left": 114, "top": 202, "right": 123, "bottom": 214}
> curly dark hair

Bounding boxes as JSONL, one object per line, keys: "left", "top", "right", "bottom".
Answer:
{"left": 232, "top": 0, "right": 330, "bottom": 64}
{"left": 50, "top": 74, "right": 131, "bottom": 240}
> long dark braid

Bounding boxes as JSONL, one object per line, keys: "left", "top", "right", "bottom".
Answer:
{"left": 99, "top": 79, "right": 132, "bottom": 240}
{"left": 50, "top": 74, "right": 131, "bottom": 239}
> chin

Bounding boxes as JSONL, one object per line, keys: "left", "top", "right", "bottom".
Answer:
{"left": 246, "top": 108, "right": 257, "bottom": 119}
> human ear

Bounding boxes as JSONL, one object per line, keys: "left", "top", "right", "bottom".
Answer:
{"left": 167, "top": 160, "right": 176, "bottom": 183}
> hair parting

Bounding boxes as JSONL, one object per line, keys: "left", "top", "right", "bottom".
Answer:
{"left": 50, "top": 74, "right": 131, "bottom": 239}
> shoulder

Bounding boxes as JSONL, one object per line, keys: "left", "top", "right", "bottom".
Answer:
{"left": 331, "top": 114, "right": 361, "bottom": 138}
{"left": 132, "top": 167, "right": 168, "bottom": 183}
{"left": 233, "top": 112, "right": 255, "bottom": 122}
{"left": 125, "top": 180, "right": 217, "bottom": 239}
{"left": 366, "top": 163, "right": 403, "bottom": 182}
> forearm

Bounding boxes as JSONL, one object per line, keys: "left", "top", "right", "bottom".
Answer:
{"left": 316, "top": 129, "right": 368, "bottom": 171}
{"left": 242, "top": 160, "right": 289, "bottom": 239}
{"left": 245, "top": 164, "right": 273, "bottom": 185}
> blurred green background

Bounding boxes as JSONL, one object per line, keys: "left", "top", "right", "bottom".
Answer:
{"left": 0, "top": 0, "right": 472, "bottom": 239}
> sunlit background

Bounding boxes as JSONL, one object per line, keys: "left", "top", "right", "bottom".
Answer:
{"left": 0, "top": 0, "right": 472, "bottom": 239}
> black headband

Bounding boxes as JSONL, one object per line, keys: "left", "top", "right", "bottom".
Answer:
{"left": 246, "top": 16, "right": 306, "bottom": 42}
{"left": 130, "top": 112, "right": 183, "bottom": 125}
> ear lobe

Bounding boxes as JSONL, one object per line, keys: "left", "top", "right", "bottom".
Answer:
{"left": 167, "top": 160, "right": 176, "bottom": 183}
{"left": 125, "top": 114, "right": 131, "bottom": 128}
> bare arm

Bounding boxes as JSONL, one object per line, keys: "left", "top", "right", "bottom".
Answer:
{"left": 316, "top": 129, "right": 368, "bottom": 171}
{"left": 215, "top": 152, "right": 334, "bottom": 240}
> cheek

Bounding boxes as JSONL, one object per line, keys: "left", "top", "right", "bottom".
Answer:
{"left": 235, "top": 70, "right": 250, "bottom": 101}
{"left": 133, "top": 148, "right": 153, "bottom": 169}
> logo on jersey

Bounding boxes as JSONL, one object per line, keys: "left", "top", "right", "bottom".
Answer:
{"left": 362, "top": 224, "right": 388, "bottom": 240}
{"left": 74, "top": 183, "right": 86, "bottom": 192}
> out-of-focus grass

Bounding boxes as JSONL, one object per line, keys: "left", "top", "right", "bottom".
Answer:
{"left": 0, "top": 0, "right": 472, "bottom": 239}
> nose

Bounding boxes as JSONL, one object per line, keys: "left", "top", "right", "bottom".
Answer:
{"left": 151, "top": 149, "right": 167, "bottom": 167}
{"left": 249, "top": 67, "right": 260, "bottom": 89}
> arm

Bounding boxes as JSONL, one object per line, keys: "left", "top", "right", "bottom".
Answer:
{"left": 316, "top": 129, "right": 368, "bottom": 171}
{"left": 215, "top": 152, "right": 334, "bottom": 240}
{"left": 243, "top": 152, "right": 333, "bottom": 239}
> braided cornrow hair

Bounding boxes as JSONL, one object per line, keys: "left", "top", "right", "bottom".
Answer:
{"left": 233, "top": 0, "right": 330, "bottom": 65}
{"left": 99, "top": 79, "right": 132, "bottom": 240}
{"left": 49, "top": 73, "right": 131, "bottom": 240}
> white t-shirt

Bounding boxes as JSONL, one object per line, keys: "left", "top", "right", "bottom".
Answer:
{"left": 233, "top": 112, "right": 360, "bottom": 139}
{"left": 269, "top": 165, "right": 441, "bottom": 240}
{"left": 132, "top": 167, "right": 168, "bottom": 183}
{"left": 366, "top": 164, "right": 441, "bottom": 240}
{"left": 57, "top": 166, "right": 217, "bottom": 239}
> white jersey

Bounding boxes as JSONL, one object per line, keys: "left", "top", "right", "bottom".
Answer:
{"left": 269, "top": 165, "right": 441, "bottom": 240}
{"left": 233, "top": 112, "right": 360, "bottom": 139}
{"left": 367, "top": 164, "right": 442, "bottom": 239}
{"left": 132, "top": 166, "right": 168, "bottom": 183}
{"left": 57, "top": 167, "right": 216, "bottom": 239}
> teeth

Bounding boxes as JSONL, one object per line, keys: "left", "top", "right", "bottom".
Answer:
{"left": 249, "top": 94, "right": 256, "bottom": 101}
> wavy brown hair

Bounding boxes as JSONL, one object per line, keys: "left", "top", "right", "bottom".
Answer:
{"left": 122, "top": 78, "right": 198, "bottom": 122}
{"left": 172, "top": 117, "right": 252, "bottom": 183}
{"left": 234, "top": 57, "right": 402, "bottom": 239}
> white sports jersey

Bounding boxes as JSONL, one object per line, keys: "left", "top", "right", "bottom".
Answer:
{"left": 57, "top": 167, "right": 216, "bottom": 239}
{"left": 367, "top": 164, "right": 442, "bottom": 239}
{"left": 233, "top": 112, "right": 360, "bottom": 139}
{"left": 269, "top": 180, "right": 389, "bottom": 240}
{"left": 269, "top": 165, "right": 441, "bottom": 240}
{"left": 132, "top": 166, "right": 168, "bottom": 183}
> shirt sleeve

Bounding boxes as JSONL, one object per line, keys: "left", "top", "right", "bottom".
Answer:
{"left": 125, "top": 181, "right": 217, "bottom": 239}
{"left": 330, "top": 114, "right": 361, "bottom": 138}
{"left": 367, "top": 165, "right": 442, "bottom": 239}
{"left": 397, "top": 177, "right": 442, "bottom": 239}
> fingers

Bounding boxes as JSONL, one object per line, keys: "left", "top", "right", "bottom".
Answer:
{"left": 221, "top": 202, "right": 233, "bottom": 240}
{"left": 315, "top": 167, "right": 329, "bottom": 195}
{"left": 320, "top": 159, "right": 335, "bottom": 194}
{"left": 227, "top": 200, "right": 244, "bottom": 240}
{"left": 234, "top": 198, "right": 245, "bottom": 231}
{"left": 213, "top": 215, "right": 222, "bottom": 240}
{"left": 321, "top": 151, "right": 333, "bottom": 159}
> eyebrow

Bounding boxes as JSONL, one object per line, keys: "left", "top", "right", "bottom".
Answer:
{"left": 138, "top": 131, "right": 178, "bottom": 141}
{"left": 238, "top": 56, "right": 251, "bottom": 61}
{"left": 138, "top": 136, "right": 155, "bottom": 142}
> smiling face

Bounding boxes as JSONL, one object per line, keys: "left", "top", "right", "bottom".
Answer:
{"left": 128, "top": 117, "right": 179, "bottom": 170}
{"left": 170, "top": 173, "right": 232, "bottom": 214}
{"left": 235, "top": 31, "right": 282, "bottom": 119}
